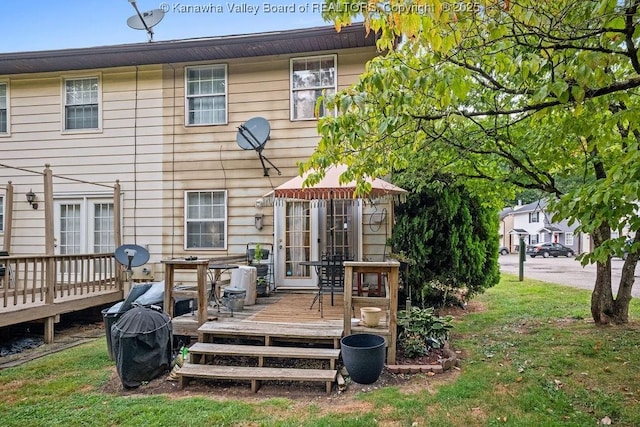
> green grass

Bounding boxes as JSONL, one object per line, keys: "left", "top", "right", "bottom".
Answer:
{"left": 2, "top": 274, "right": 640, "bottom": 426}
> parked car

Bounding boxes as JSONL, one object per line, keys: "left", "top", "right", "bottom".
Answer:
{"left": 527, "top": 242, "right": 574, "bottom": 258}
{"left": 499, "top": 246, "right": 510, "bottom": 255}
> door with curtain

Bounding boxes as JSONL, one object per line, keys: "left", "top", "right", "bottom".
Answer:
{"left": 275, "top": 200, "right": 360, "bottom": 289}
{"left": 276, "top": 201, "right": 316, "bottom": 289}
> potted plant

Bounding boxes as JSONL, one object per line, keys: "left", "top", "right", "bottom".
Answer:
{"left": 256, "top": 276, "right": 268, "bottom": 297}
{"left": 250, "top": 243, "right": 269, "bottom": 296}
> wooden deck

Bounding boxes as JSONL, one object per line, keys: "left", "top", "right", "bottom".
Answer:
{"left": 177, "top": 293, "right": 345, "bottom": 394}
{"left": 0, "top": 253, "right": 122, "bottom": 342}
{"left": 171, "top": 292, "right": 345, "bottom": 336}
{"left": 175, "top": 262, "right": 400, "bottom": 394}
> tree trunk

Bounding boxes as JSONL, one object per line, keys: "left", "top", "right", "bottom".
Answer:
{"left": 612, "top": 252, "right": 639, "bottom": 324}
{"left": 590, "top": 223, "right": 615, "bottom": 324}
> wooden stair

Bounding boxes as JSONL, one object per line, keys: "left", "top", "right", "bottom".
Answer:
{"left": 188, "top": 342, "right": 341, "bottom": 369}
{"left": 178, "top": 364, "right": 337, "bottom": 394}
{"left": 176, "top": 320, "right": 344, "bottom": 394}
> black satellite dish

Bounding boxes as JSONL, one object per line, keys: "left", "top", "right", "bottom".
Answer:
{"left": 127, "top": 1, "right": 165, "bottom": 41}
{"left": 115, "top": 244, "right": 150, "bottom": 273}
{"left": 237, "top": 117, "right": 281, "bottom": 177}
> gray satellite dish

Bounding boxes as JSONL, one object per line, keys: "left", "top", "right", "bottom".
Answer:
{"left": 237, "top": 117, "right": 270, "bottom": 151}
{"left": 127, "top": 3, "right": 165, "bottom": 41}
{"left": 236, "top": 117, "right": 281, "bottom": 177}
{"left": 115, "top": 244, "right": 150, "bottom": 272}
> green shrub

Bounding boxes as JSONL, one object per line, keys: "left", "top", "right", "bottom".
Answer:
{"left": 397, "top": 306, "right": 454, "bottom": 358}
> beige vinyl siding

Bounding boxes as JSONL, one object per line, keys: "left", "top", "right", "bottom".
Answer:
{"left": 0, "top": 44, "right": 383, "bottom": 276}
{"left": 161, "top": 47, "right": 378, "bottom": 259}
{"left": 0, "top": 66, "right": 165, "bottom": 259}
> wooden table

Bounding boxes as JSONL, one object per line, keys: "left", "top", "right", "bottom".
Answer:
{"left": 162, "top": 259, "right": 210, "bottom": 327}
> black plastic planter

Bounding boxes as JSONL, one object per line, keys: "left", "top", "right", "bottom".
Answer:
{"left": 340, "top": 333, "right": 386, "bottom": 384}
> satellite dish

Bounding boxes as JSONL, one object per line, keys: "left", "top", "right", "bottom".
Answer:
{"left": 236, "top": 117, "right": 281, "bottom": 177}
{"left": 237, "top": 117, "right": 270, "bottom": 151}
{"left": 115, "top": 244, "right": 150, "bottom": 272}
{"left": 127, "top": 2, "right": 165, "bottom": 41}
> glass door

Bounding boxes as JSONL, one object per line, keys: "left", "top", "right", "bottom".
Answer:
{"left": 54, "top": 197, "right": 115, "bottom": 279}
{"left": 275, "top": 200, "right": 318, "bottom": 289}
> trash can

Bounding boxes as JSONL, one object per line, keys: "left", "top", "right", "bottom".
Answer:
{"left": 102, "top": 305, "right": 122, "bottom": 361}
{"left": 231, "top": 266, "right": 257, "bottom": 305}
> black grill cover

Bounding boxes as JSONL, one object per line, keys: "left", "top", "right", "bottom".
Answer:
{"left": 111, "top": 306, "right": 172, "bottom": 388}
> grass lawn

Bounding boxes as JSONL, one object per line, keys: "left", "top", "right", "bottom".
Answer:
{"left": 2, "top": 274, "right": 640, "bottom": 426}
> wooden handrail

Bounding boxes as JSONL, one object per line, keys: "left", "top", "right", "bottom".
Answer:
{"left": 0, "top": 252, "right": 120, "bottom": 308}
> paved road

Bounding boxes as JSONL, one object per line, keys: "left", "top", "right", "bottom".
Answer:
{"left": 498, "top": 253, "right": 640, "bottom": 298}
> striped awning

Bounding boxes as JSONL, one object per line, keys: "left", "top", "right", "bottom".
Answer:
{"left": 265, "top": 164, "right": 408, "bottom": 201}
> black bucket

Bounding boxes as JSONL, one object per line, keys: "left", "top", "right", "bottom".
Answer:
{"left": 340, "top": 333, "right": 386, "bottom": 384}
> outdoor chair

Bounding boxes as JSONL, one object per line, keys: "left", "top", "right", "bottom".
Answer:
{"left": 309, "top": 253, "right": 348, "bottom": 317}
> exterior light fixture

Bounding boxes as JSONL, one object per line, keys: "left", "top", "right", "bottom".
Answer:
{"left": 26, "top": 189, "right": 38, "bottom": 210}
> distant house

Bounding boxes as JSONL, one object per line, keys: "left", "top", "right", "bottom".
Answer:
{"left": 0, "top": 25, "right": 396, "bottom": 290}
{"left": 500, "top": 200, "right": 587, "bottom": 253}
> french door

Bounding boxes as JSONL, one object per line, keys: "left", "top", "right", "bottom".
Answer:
{"left": 275, "top": 199, "right": 360, "bottom": 289}
{"left": 55, "top": 198, "right": 115, "bottom": 255}
{"left": 54, "top": 197, "right": 115, "bottom": 278}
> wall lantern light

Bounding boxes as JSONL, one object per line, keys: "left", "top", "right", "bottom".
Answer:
{"left": 26, "top": 189, "right": 38, "bottom": 210}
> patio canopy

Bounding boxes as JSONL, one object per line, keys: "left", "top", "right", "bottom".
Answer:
{"left": 265, "top": 164, "right": 408, "bottom": 201}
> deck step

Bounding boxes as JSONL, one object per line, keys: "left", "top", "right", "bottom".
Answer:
{"left": 188, "top": 342, "right": 340, "bottom": 368}
{"left": 198, "top": 320, "right": 343, "bottom": 348}
{"left": 177, "top": 363, "right": 337, "bottom": 394}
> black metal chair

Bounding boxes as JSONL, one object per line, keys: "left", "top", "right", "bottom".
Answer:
{"left": 310, "top": 253, "right": 348, "bottom": 317}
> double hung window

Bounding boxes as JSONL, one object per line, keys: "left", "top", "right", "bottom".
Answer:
{"left": 186, "top": 65, "right": 227, "bottom": 125}
{"left": 185, "top": 191, "right": 227, "bottom": 249}
{"left": 0, "top": 83, "right": 7, "bottom": 133}
{"left": 64, "top": 77, "right": 99, "bottom": 130}
{"left": 291, "top": 55, "right": 336, "bottom": 120}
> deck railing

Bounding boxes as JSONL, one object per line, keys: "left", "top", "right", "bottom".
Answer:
{"left": 0, "top": 252, "right": 120, "bottom": 308}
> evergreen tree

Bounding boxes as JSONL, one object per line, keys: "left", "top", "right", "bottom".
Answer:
{"left": 390, "top": 178, "right": 500, "bottom": 306}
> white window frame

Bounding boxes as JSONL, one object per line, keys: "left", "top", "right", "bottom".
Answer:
{"left": 184, "top": 64, "right": 228, "bottom": 126}
{"left": 184, "top": 190, "right": 227, "bottom": 250}
{"left": 565, "top": 232, "right": 574, "bottom": 246}
{"left": 290, "top": 54, "right": 337, "bottom": 121}
{"left": 0, "top": 81, "right": 9, "bottom": 136}
{"left": 61, "top": 75, "right": 102, "bottom": 133}
{"left": 528, "top": 211, "right": 539, "bottom": 223}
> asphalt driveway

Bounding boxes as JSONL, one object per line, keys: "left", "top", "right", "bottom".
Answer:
{"left": 498, "top": 253, "right": 640, "bottom": 298}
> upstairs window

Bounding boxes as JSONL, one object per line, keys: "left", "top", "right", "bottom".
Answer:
{"left": 0, "top": 83, "right": 7, "bottom": 133}
{"left": 528, "top": 211, "right": 539, "bottom": 223}
{"left": 291, "top": 55, "right": 336, "bottom": 120}
{"left": 0, "top": 195, "right": 3, "bottom": 232}
{"left": 185, "top": 190, "right": 227, "bottom": 249}
{"left": 186, "top": 65, "right": 227, "bottom": 125}
{"left": 64, "top": 77, "right": 99, "bottom": 130}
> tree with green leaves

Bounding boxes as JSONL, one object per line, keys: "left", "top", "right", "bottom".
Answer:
{"left": 303, "top": 0, "right": 640, "bottom": 324}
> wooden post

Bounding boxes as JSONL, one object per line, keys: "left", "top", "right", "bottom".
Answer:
{"left": 43, "top": 165, "right": 54, "bottom": 256}
{"left": 113, "top": 180, "right": 121, "bottom": 249}
{"left": 3, "top": 181, "right": 13, "bottom": 251}
{"left": 43, "top": 165, "right": 56, "bottom": 343}
{"left": 113, "top": 180, "right": 123, "bottom": 292}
